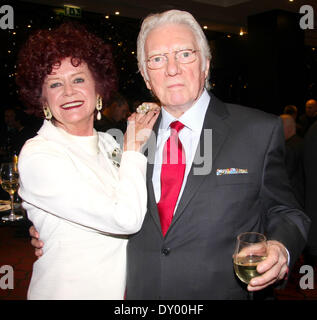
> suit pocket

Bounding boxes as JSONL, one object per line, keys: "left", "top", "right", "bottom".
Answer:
{"left": 216, "top": 173, "right": 255, "bottom": 185}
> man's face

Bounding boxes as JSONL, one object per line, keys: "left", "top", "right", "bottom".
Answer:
{"left": 305, "top": 100, "right": 317, "bottom": 118}
{"left": 143, "top": 24, "right": 209, "bottom": 113}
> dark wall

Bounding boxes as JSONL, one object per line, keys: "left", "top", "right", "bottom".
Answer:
{"left": 0, "top": 2, "right": 316, "bottom": 116}
{"left": 247, "top": 10, "right": 306, "bottom": 115}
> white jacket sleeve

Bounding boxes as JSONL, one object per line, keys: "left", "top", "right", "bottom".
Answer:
{"left": 18, "top": 140, "right": 148, "bottom": 235}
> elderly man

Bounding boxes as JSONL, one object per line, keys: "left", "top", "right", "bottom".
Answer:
{"left": 30, "top": 10, "right": 310, "bottom": 300}
{"left": 126, "top": 10, "right": 309, "bottom": 300}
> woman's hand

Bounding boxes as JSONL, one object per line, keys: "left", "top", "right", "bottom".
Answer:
{"left": 124, "top": 103, "right": 160, "bottom": 152}
{"left": 29, "top": 225, "right": 44, "bottom": 258}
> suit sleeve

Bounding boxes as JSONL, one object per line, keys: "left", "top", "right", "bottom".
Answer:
{"left": 18, "top": 142, "right": 148, "bottom": 235}
{"left": 303, "top": 123, "right": 317, "bottom": 253}
{"left": 260, "top": 118, "right": 310, "bottom": 270}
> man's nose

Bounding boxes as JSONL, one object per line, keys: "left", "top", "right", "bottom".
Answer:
{"left": 165, "top": 55, "right": 180, "bottom": 76}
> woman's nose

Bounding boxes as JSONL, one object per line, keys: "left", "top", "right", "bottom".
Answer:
{"left": 63, "top": 82, "right": 74, "bottom": 96}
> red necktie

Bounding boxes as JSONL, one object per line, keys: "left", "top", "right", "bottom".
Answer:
{"left": 157, "top": 121, "right": 186, "bottom": 236}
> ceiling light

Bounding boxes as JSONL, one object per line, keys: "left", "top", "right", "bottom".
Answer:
{"left": 239, "top": 28, "right": 246, "bottom": 36}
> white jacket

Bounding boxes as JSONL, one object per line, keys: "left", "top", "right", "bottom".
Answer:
{"left": 18, "top": 120, "right": 147, "bottom": 300}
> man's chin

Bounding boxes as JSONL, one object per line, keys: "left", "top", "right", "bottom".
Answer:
{"left": 165, "top": 95, "right": 191, "bottom": 108}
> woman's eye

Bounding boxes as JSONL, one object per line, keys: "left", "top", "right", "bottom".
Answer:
{"left": 50, "top": 82, "right": 61, "bottom": 88}
{"left": 74, "top": 78, "right": 84, "bottom": 83}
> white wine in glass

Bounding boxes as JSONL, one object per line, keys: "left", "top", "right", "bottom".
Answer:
{"left": 1, "top": 162, "right": 23, "bottom": 221}
{"left": 233, "top": 232, "right": 267, "bottom": 285}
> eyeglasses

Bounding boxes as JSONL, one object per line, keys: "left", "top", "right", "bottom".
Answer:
{"left": 146, "top": 49, "right": 199, "bottom": 70}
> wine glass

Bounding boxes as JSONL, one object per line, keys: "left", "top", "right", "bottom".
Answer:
{"left": 0, "top": 162, "right": 23, "bottom": 221}
{"left": 233, "top": 232, "right": 267, "bottom": 298}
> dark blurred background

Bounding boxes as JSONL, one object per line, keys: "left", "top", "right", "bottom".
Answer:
{"left": 0, "top": 1, "right": 317, "bottom": 299}
{"left": 0, "top": 0, "right": 316, "bottom": 122}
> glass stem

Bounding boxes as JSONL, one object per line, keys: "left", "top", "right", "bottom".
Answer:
{"left": 9, "top": 194, "right": 14, "bottom": 218}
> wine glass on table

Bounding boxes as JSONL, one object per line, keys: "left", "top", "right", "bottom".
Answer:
{"left": 233, "top": 232, "right": 267, "bottom": 299}
{"left": 0, "top": 162, "right": 23, "bottom": 221}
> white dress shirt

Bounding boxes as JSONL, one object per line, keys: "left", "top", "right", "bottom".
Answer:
{"left": 152, "top": 89, "right": 210, "bottom": 212}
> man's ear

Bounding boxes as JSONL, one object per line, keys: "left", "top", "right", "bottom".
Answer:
{"left": 145, "top": 80, "right": 152, "bottom": 91}
{"left": 141, "top": 70, "right": 152, "bottom": 91}
{"left": 204, "top": 59, "right": 211, "bottom": 79}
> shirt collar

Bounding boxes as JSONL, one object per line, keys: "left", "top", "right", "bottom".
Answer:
{"left": 160, "top": 89, "right": 210, "bottom": 132}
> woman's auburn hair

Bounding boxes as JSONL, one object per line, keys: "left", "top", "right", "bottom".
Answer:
{"left": 16, "top": 22, "right": 118, "bottom": 117}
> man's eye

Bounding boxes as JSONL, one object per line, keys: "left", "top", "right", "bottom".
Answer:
{"left": 74, "top": 78, "right": 84, "bottom": 83}
{"left": 152, "top": 56, "right": 163, "bottom": 63}
{"left": 181, "top": 51, "right": 191, "bottom": 58}
{"left": 50, "top": 82, "right": 61, "bottom": 88}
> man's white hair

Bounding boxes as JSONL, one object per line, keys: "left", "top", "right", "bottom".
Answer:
{"left": 137, "top": 9, "right": 211, "bottom": 90}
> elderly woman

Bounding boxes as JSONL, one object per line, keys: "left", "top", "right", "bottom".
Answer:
{"left": 16, "top": 22, "right": 159, "bottom": 299}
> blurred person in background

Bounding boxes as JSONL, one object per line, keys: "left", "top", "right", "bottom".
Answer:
{"left": 94, "top": 92, "right": 130, "bottom": 134}
{"left": 283, "top": 105, "right": 298, "bottom": 121}
{"left": 280, "top": 114, "right": 305, "bottom": 207}
{"left": 303, "top": 121, "right": 317, "bottom": 269}
{"left": 298, "top": 99, "right": 317, "bottom": 136}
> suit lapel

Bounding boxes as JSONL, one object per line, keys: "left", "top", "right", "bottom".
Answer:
{"left": 169, "top": 93, "right": 230, "bottom": 232}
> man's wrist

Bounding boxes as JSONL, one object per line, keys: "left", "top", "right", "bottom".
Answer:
{"left": 267, "top": 240, "right": 290, "bottom": 265}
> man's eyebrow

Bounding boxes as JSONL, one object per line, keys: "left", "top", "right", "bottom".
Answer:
{"left": 148, "top": 47, "right": 195, "bottom": 55}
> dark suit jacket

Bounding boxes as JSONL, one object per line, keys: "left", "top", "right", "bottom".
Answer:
{"left": 284, "top": 135, "right": 305, "bottom": 207}
{"left": 304, "top": 121, "right": 317, "bottom": 256}
{"left": 126, "top": 93, "right": 310, "bottom": 300}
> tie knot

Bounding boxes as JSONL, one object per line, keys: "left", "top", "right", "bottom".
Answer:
{"left": 170, "top": 121, "right": 184, "bottom": 133}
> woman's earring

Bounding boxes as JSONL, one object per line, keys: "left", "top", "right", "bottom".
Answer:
{"left": 43, "top": 105, "right": 52, "bottom": 120}
{"left": 96, "top": 96, "right": 102, "bottom": 120}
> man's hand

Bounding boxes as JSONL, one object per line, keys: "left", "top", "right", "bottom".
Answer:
{"left": 29, "top": 225, "right": 44, "bottom": 258}
{"left": 247, "top": 240, "right": 289, "bottom": 291}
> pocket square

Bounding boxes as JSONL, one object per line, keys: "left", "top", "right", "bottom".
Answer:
{"left": 216, "top": 168, "right": 248, "bottom": 176}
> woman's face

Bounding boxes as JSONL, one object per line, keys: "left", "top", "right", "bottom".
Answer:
{"left": 41, "top": 57, "right": 97, "bottom": 136}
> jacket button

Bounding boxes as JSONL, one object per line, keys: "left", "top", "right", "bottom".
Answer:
{"left": 161, "top": 248, "right": 170, "bottom": 256}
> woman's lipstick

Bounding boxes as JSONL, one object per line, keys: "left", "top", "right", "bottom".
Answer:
{"left": 60, "top": 100, "right": 84, "bottom": 110}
